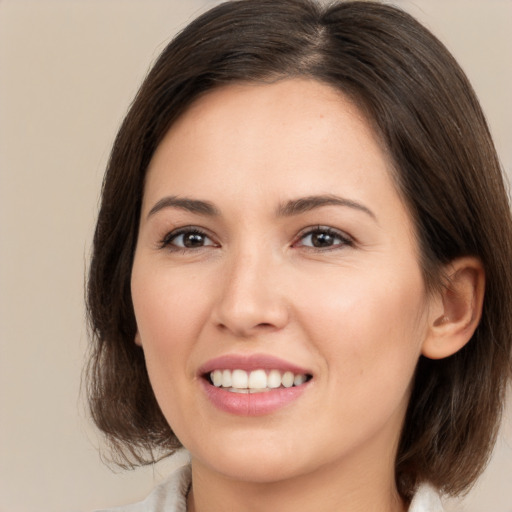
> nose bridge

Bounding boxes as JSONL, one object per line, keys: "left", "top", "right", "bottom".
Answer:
{"left": 214, "top": 241, "right": 288, "bottom": 336}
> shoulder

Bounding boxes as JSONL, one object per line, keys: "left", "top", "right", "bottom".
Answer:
{"left": 409, "top": 483, "right": 444, "bottom": 512}
{"left": 95, "top": 464, "right": 191, "bottom": 512}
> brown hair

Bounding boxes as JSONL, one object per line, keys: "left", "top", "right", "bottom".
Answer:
{"left": 86, "top": 0, "right": 512, "bottom": 499}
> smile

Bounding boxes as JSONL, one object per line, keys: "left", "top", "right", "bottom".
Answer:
{"left": 209, "top": 369, "right": 310, "bottom": 393}
{"left": 200, "top": 354, "right": 313, "bottom": 415}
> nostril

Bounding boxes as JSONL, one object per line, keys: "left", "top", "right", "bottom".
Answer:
{"left": 215, "top": 320, "right": 281, "bottom": 338}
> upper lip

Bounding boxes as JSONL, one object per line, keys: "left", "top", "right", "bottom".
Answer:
{"left": 198, "top": 353, "right": 312, "bottom": 376}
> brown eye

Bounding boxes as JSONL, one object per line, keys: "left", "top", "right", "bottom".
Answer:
{"left": 162, "top": 228, "right": 216, "bottom": 250}
{"left": 296, "top": 227, "right": 352, "bottom": 249}
{"left": 310, "top": 231, "right": 336, "bottom": 247}
{"left": 181, "top": 232, "right": 207, "bottom": 248}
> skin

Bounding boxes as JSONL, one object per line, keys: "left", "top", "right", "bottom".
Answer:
{"left": 130, "top": 79, "right": 482, "bottom": 512}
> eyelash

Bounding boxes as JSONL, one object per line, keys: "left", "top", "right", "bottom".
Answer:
{"left": 293, "top": 226, "right": 354, "bottom": 251}
{"left": 159, "top": 227, "right": 217, "bottom": 252}
{"left": 159, "top": 225, "right": 353, "bottom": 252}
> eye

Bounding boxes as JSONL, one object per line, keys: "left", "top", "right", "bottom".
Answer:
{"left": 295, "top": 226, "right": 352, "bottom": 250}
{"left": 160, "top": 227, "right": 217, "bottom": 250}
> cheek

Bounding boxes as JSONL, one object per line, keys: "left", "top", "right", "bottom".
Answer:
{"left": 130, "top": 264, "right": 212, "bottom": 432}
{"left": 131, "top": 263, "right": 210, "bottom": 375}
{"left": 298, "top": 264, "right": 427, "bottom": 388}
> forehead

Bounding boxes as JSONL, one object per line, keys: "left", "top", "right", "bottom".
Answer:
{"left": 145, "top": 78, "right": 395, "bottom": 199}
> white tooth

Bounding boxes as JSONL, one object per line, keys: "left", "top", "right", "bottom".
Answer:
{"left": 222, "top": 369, "right": 232, "bottom": 388}
{"left": 230, "top": 387, "right": 249, "bottom": 394}
{"left": 294, "top": 374, "right": 306, "bottom": 386}
{"left": 231, "top": 369, "right": 249, "bottom": 388}
{"left": 282, "top": 371, "right": 294, "bottom": 388}
{"left": 212, "top": 370, "right": 223, "bottom": 387}
{"left": 248, "top": 369, "right": 267, "bottom": 389}
{"left": 267, "top": 369, "right": 282, "bottom": 389}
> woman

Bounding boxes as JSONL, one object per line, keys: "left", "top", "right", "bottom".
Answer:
{"left": 86, "top": 1, "right": 512, "bottom": 511}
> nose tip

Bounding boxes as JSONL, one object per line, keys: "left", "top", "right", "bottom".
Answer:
{"left": 212, "top": 261, "right": 290, "bottom": 338}
{"left": 216, "top": 306, "right": 288, "bottom": 338}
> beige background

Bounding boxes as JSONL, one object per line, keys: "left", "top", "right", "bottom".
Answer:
{"left": 0, "top": 1, "right": 511, "bottom": 511}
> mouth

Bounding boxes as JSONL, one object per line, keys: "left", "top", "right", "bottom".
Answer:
{"left": 205, "top": 368, "right": 313, "bottom": 394}
{"left": 199, "top": 354, "right": 313, "bottom": 415}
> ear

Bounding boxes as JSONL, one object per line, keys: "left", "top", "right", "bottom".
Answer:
{"left": 135, "top": 330, "right": 142, "bottom": 347}
{"left": 422, "top": 257, "right": 485, "bottom": 360}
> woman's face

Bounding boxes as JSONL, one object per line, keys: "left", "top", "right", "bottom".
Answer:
{"left": 131, "top": 79, "right": 433, "bottom": 484}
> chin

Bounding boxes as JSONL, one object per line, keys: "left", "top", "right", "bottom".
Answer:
{"left": 187, "top": 432, "right": 314, "bottom": 484}
{"left": 208, "top": 454, "right": 308, "bottom": 484}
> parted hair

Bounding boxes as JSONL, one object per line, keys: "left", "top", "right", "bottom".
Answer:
{"left": 86, "top": 0, "right": 512, "bottom": 500}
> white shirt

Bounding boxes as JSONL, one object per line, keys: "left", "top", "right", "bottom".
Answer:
{"left": 97, "top": 463, "right": 444, "bottom": 512}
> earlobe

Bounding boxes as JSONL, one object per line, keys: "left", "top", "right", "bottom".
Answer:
{"left": 135, "top": 330, "right": 142, "bottom": 347}
{"left": 421, "top": 257, "right": 485, "bottom": 360}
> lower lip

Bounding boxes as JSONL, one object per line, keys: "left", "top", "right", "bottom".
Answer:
{"left": 201, "top": 380, "right": 309, "bottom": 416}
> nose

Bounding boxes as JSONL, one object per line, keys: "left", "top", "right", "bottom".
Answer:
{"left": 212, "top": 249, "right": 290, "bottom": 338}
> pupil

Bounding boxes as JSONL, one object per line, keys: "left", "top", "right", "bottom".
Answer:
{"left": 312, "top": 232, "right": 333, "bottom": 247}
{"left": 184, "top": 233, "right": 204, "bottom": 247}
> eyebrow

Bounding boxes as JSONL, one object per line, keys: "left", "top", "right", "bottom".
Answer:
{"left": 276, "top": 194, "right": 376, "bottom": 220}
{"left": 147, "top": 196, "right": 220, "bottom": 218}
{"left": 147, "top": 194, "right": 376, "bottom": 221}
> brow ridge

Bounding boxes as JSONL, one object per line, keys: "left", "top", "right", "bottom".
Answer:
{"left": 148, "top": 194, "right": 375, "bottom": 220}
{"left": 277, "top": 194, "right": 376, "bottom": 219}
{"left": 148, "top": 196, "right": 219, "bottom": 218}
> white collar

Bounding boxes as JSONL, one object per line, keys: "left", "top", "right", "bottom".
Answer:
{"left": 409, "top": 483, "right": 444, "bottom": 511}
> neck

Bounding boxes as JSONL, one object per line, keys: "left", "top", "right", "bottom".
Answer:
{"left": 187, "top": 454, "right": 406, "bottom": 512}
